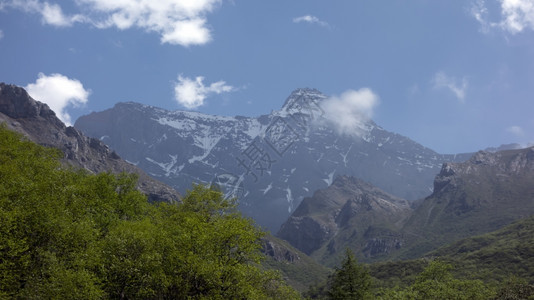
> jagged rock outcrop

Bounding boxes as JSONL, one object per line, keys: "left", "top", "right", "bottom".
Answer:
{"left": 278, "top": 147, "right": 534, "bottom": 264}
{"left": 401, "top": 147, "right": 534, "bottom": 258}
{"left": 278, "top": 176, "right": 412, "bottom": 265}
{"left": 262, "top": 238, "right": 301, "bottom": 263}
{"left": 0, "top": 83, "right": 180, "bottom": 203}
{"left": 259, "top": 234, "right": 331, "bottom": 292}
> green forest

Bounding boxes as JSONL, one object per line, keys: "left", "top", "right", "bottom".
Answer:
{"left": 1, "top": 125, "right": 534, "bottom": 299}
{"left": 0, "top": 126, "right": 298, "bottom": 299}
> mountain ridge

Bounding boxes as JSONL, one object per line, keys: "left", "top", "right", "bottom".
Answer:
{"left": 277, "top": 146, "right": 534, "bottom": 264}
{"left": 399, "top": 146, "right": 534, "bottom": 258}
{"left": 75, "top": 88, "right": 472, "bottom": 231}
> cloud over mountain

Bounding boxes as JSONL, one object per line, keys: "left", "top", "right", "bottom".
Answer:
{"left": 319, "top": 88, "right": 379, "bottom": 136}
{"left": 25, "top": 73, "right": 90, "bottom": 125}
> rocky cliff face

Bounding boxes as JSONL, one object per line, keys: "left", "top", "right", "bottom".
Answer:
{"left": 259, "top": 234, "right": 331, "bottom": 292}
{"left": 75, "top": 88, "right": 470, "bottom": 231}
{"left": 278, "top": 147, "right": 534, "bottom": 263}
{"left": 0, "top": 83, "right": 180, "bottom": 203}
{"left": 278, "top": 176, "right": 412, "bottom": 265}
{"left": 401, "top": 147, "right": 534, "bottom": 258}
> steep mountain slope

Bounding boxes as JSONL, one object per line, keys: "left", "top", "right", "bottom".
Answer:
{"left": 261, "top": 234, "right": 331, "bottom": 292}
{"left": 400, "top": 147, "right": 534, "bottom": 258}
{"left": 428, "top": 213, "right": 534, "bottom": 283}
{"left": 279, "top": 147, "right": 534, "bottom": 265}
{"left": 0, "top": 83, "right": 180, "bottom": 203}
{"left": 75, "top": 88, "right": 469, "bottom": 231}
{"left": 371, "top": 214, "right": 534, "bottom": 287}
{"left": 278, "top": 176, "right": 412, "bottom": 265}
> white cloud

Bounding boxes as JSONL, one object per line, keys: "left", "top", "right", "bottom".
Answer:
{"left": 5, "top": 0, "right": 85, "bottom": 27}
{"left": 40, "top": 2, "right": 80, "bottom": 26}
{"left": 0, "top": 29, "right": 3, "bottom": 40}
{"left": 3, "top": 0, "right": 221, "bottom": 46}
{"left": 293, "top": 15, "right": 329, "bottom": 27}
{"left": 501, "top": 0, "right": 534, "bottom": 33}
{"left": 80, "top": 0, "right": 221, "bottom": 46}
{"left": 319, "top": 88, "right": 379, "bottom": 137}
{"left": 507, "top": 125, "right": 525, "bottom": 137}
{"left": 25, "top": 73, "right": 90, "bottom": 126}
{"left": 471, "top": 0, "right": 492, "bottom": 33}
{"left": 432, "top": 71, "right": 468, "bottom": 101}
{"left": 471, "top": 0, "right": 534, "bottom": 34}
{"left": 174, "top": 75, "right": 235, "bottom": 109}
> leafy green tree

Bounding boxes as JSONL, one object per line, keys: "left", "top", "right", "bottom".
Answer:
{"left": 377, "top": 260, "right": 495, "bottom": 300}
{"left": 0, "top": 126, "right": 299, "bottom": 299}
{"left": 494, "top": 276, "right": 534, "bottom": 300}
{"left": 0, "top": 126, "right": 104, "bottom": 298}
{"left": 328, "top": 248, "right": 371, "bottom": 299}
{"left": 153, "top": 184, "right": 300, "bottom": 299}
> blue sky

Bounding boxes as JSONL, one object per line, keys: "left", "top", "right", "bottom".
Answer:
{"left": 1, "top": 0, "right": 533, "bottom": 154}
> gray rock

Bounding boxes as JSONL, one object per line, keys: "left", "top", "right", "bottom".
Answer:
{"left": 0, "top": 82, "right": 180, "bottom": 203}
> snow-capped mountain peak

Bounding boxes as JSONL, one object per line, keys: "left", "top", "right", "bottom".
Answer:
{"left": 75, "top": 89, "right": 471, "bottom": 231}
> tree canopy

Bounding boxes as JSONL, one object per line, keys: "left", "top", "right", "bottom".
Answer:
{"left": 328, "top": 248, "right": 371, "bottom": 300}
{"left": 0, "top": 125, "right": 298, "bottom": 299}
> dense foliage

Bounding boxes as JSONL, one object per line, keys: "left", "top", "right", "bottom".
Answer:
{"left": 376, "top": 261, "right": 494, "bottom": 299}
{"left": 0, "top": 126, "right": 298, "bottom": 299}
{"left": 328, "top": 249, "right": 371, "bottom": 299}
{"left": 305, "top": 249, "right": 372, "bottom": 299}
{"left": 307, "top": 256, "right": 534, "bottom": 299}
{"left": 369, "top": 214, "right": 534, "bottom": 296}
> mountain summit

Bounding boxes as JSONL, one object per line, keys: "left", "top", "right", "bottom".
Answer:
{"left": 280, "top": 88, "right": 326, "bottom": 113}
{"left": 75, "top": 88, "right": 470, "bottom": 231}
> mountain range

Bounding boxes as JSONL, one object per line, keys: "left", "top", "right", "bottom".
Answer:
{"left": 2, "top": 82, "right": 534, "bottom": 291}
{"left": 75, "top": 88, "right": 471, "bottom": 231}
{"left": 0, "top": 82, "right": 326, "bottom": 291}
{"left": 278, "top": 146, "right": 534, "bottom": 266}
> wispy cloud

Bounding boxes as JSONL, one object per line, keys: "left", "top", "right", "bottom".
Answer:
{"left": 293, "top": 15, "right": 329, "bottom": 27}
{"left": 507, "top": 125, "right": 525, "bottom": 137}
{"left": 432, "top": 71, "right": 468, "bottom": 102}
{"left": 319, "top": 88, "right": 379, "bottom": 137}
{"left": 471, "top": 0, "right": 534, "bottom": 34}
{"left": 2, "top": 0, "right": 221, "bottom": 46}
{"left": 4, "top": 0, "right": 85, "bottom": 27}
{"left": 25, "top": 73, "right": 90, "bottom": 126}
{"left": 174, "top": 75, "right": 236, "bottom": 109}
{"left": 0, "top": 29, "right": 3, "bottom": 40}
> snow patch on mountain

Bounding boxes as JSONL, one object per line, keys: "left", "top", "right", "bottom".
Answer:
{"left": 189, "top": 136, "right": 221, "bottom": 164}
{"left": 286, "top": 187, "right": 293, "bottom": 213}
{"left": 324, "top": 170, "right": 336, "bottom": 186}
{"left": 146, "top": 154, "right": 180, "bottom": 177}
{"left": 261, "top": 182, "right": 273, "bottom": 195}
